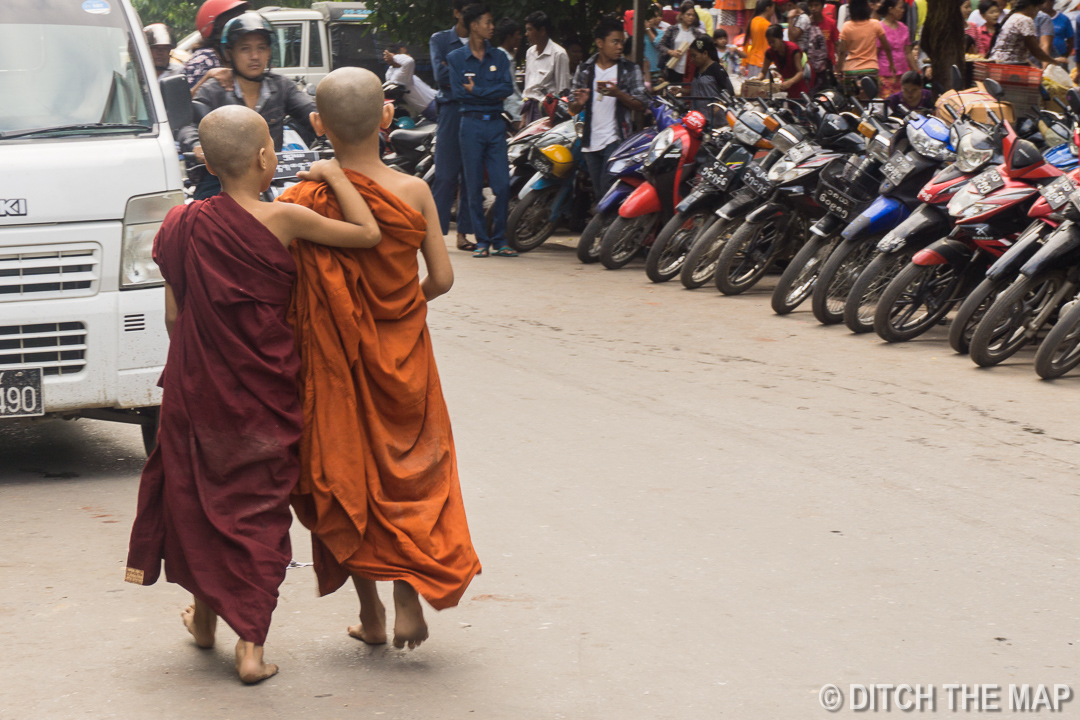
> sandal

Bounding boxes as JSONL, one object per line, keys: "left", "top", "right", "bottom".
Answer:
{"left": 457, "top": 235, "right": 477, "bottom": 251}
{"left": 472, "top": 247, "right": 490, "bottom": 258}
{"left": 492, "top": 247, "right": 519, "bottom": 257}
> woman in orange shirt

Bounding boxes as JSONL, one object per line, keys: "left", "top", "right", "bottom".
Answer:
{"left": 743, "top": 0, "right": 777, "bottom": 77}
{"left": 835, "top": 0, "right": 895, "bottom": 98}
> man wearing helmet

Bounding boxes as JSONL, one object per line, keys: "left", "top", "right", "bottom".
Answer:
{"left": 144, "top": 24, "right": 183, "bottom": 79}
{"left": 184, "top": 0, "right": 251, "bottom": 93}
{"left": 178, "top": 11, "right": 317, "bottom": 200}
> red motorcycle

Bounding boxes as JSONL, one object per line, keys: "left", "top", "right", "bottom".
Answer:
{"left": 874, "top": 120, "right": 1065, "bottom": 342}
{"left": 598, "top": 107, "right": 708, "bottom": 269}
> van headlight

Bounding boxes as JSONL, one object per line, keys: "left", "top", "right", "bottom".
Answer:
{"left": 121, "top": 191, "right": 183, "bottom": 289}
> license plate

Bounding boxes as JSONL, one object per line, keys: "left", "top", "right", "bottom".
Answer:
{"left": 971, "top": 168, "right": 1005, "bottom": 196}
{"left": 786, "top": 142, "right": 814, "bottom": 164}
{"left": 1040, "top": 175, "right": 1076, "bottom": 210}
{"left": 1071, "top": 188, "right": 1080, "bottom": 212}
{"left": 882, "top": 153, "right": 916, "bottom": 186}
{"left": 816, "top": 185, "right": 856, "bottom": 219}
{"left": 274, "top": 150, "right": 320, "bottom": 180}
{"left": 0, "top": 368, "right": 43, "bottom": 418}
{"left": 700, "top": 160, "right": 736, "bottom": 190}
{"left": 742, "top": 162, "right": 772, "bottom": 197}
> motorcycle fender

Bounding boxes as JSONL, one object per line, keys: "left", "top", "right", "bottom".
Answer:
{"left": 620, "top": 182, "right": 662, "bottom": 218}
{"left": 811, "top": 213, "right": 847, "bottom": 238}
{"left": 717, "top": 189, "right": 758, "bottom": 220}
{"left": 1021, "top": 222, "right": 1080, "bottom": 276}
{"left": 744, "top": 201, "right": 786, "bottom": 224}
{"left": 597, "top": 179, "right": 641, "bottom": 214}
{"left": 877, "top": 204, "right": 947, "bottom": 253}
{"left": 986, "top": 224, "right": 1049, "bottom": 281}
{"left": 912, "top": 238, "right": 973, "bottom": 266}
{"left": 519, "top": 172, "right": 544, "bottom": 200}
{"left": 676, "top": 187, "right": 724, "bottom": 215}
{"left": 842, "top": 197, "right": 909, "bottom": 242}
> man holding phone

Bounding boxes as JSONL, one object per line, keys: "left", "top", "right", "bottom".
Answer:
{"left": 568, "top": 16, "right": 649, "bottom": 197}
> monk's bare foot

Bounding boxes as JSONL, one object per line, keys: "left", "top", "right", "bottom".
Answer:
{"left": 234, "top": 640, "right": 278, "bottom": 684}
{"left": 392, "top": 580, "right": 428, "bottom": 650}
{"left": 181, "top": 598, "right": 217, "bottom": 649}
{"left": 348, "top": 576, "right": 387, "bottom": 645}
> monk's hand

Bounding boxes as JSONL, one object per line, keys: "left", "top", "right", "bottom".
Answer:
{"left": 206, "top": 67, "right": 234, "bottom": 91}
{"left": 298, "top": 159, "right": 346, "bottom": 184}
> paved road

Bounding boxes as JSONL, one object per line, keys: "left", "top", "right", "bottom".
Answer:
{"left": 2, "top": 236, "right": 1078, "bottom": 719}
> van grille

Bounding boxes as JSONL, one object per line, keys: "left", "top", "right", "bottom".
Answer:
{"left": 0, "top": 244, "right": 101, "bottom": 301}
{"left": 0, "top": 322, "right": 87, "bottom": 376}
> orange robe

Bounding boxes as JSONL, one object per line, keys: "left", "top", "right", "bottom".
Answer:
{"left": 278, "top": 171, "right": 480, "bottom": 609}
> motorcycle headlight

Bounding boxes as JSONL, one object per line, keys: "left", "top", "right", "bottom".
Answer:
{"left": 646, "top": 127, "right": 676, "bottom": 166}
{"left": 508, "top": 142, "right": 529, "bottom": 163}
{"left": 908, "top": 127, "right": 951, "bottom": 162}
{"left": 955, "top": 135, "right": 994, "bottom": 174}
{"left": 869, "top": 133, "right": 892, "bottom": 163}
{"left": 121, "top": 191, "right": 183, "bottom": 289}
{"left": 767, "top": 159, "right": 797, "bottom": 182}
{"left": 947, "top": 186, "right": 980, "bottom": 217}
{"left": 732, "top": 121, "right": 761, "bottom": 148}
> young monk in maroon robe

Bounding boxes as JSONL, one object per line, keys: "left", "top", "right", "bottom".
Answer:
{"left": 278, "top": 68, "right": 481, "bottom": 650}
{"left": 125, "top": 105, "right": 382, "bottom": 684}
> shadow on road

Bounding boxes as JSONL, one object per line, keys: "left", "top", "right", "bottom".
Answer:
{"left": 0, "top": 417, "right": 145, "bottom": 485}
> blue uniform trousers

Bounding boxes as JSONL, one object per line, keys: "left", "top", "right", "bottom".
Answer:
{"left": 459, "top": 113, "right": 510, "bottom": 250}
{"left": 432, "top": 102, "right": 473, "bottom": 235}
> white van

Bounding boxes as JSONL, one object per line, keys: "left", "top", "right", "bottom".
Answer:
{"left": 0, "top": 0, "right": 183, "bottom": 453}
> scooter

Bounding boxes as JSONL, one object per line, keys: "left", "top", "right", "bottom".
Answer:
{"left": 577, "top": 96, "right": 682, "bottom": 264}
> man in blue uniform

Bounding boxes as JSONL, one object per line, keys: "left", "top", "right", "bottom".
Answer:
{"left": 448, "top": 4, "right": 515, "bottom": 257}
{"left": 430, "top": 0, "right": 475, "bottom": 250}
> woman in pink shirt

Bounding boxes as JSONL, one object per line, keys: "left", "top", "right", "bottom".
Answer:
{"left": 876, "top": 0, "right": 917, "bottom": 97}
{"left": 836, "top": 0, "right": 895, "bottom": 98}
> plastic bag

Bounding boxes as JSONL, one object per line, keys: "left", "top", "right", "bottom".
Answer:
{"left": 1043, "top": 64, "right": 1074, "bottom": 100}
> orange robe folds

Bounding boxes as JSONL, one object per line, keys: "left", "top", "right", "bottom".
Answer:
{"left": 278, "top": 172, "right": 480, "bottom": 608}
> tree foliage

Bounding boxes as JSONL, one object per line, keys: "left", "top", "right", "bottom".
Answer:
{"left": 132, "top": 0, "right": 312, "bottom": 39}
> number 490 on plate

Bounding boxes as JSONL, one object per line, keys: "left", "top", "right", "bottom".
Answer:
{"left": 0, "top": 368, "right": 44, "bottom": 418}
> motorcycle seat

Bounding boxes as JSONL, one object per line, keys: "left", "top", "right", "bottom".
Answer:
{"left": 390, "top": 124, "right": 436, "bottom": 150}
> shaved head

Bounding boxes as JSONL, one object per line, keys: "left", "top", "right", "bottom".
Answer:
{"left": 315, "top": 67, "right": 384, "bottom": 145}
{"left": 199, "top": 105, "right": 271, "bottom": 178}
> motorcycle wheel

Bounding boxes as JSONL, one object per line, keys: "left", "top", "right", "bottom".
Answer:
{"left": 600, "top": 214, "right": 657, "bottom": 270}
{"left": 646, "top": 210, "right": 710, "bottom": 283}
{"left": 947, "top": 277, "right": 1008, "bottom": 355}
{"left": 969, "top": 273, "right": 1063, "bottom": 367}
{"left": 1034, "top": 294, "right": 1080, "bottom": 378}
{"left": 771, "top": 234, "right": 841, "bottom": 315}
{"left": 874, "top": 261, "right": 964, "bottom": 343}
{"left": 507, "top": 186, "right": 560, "bottom": 252}
{"left": 578, "top": 211, "right": 617, "bottom": 264}
{"left": 843, "top": 250, "right": 910, "bottom": 334}
{"left": 811, "top": 237, "right": 880, "bottom": 326}
{"left": 714, "top": 216, "right": 787, "bottom": 295}
{"left": 680, "top": 217, "right": 737, "bottom": 289}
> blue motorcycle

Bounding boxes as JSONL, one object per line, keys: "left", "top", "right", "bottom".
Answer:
{"left": 576, "top": 96, "right": 682, "bottom": 264}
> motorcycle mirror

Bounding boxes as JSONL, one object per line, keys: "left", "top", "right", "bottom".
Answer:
{"left": 1068, "top": 87, "right": 1080, "bottom": 116}
{"left": 950, "top": 64, "right": 964, "bottom": 91}
{"left": 159, "top": 74, "right": 193, "bottom": 135}
{"left": 307, "top": 84, "right": 317, "bottom": 96}
{"left": 983, "top": 78, "right": 1005, "bottom": 100}
{"left": 859, "top": 76, "right": 878, "bottom": 101}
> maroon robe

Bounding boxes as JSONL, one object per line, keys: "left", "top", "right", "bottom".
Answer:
{"left": 125, "top": 194, "right": 302, "bottom": 646}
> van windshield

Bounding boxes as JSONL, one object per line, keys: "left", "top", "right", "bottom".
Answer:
{"left": 0, "top": 1, "right": 155, "bottom": 138}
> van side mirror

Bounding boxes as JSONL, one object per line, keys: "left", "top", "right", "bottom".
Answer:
{"left": 159, "top": 75, "right": 193, "bottom": 132}
{"left": 983, "top": 77, "right": 1004, "bottom": 100}
{"left": 859, "top": 76, "right": 878, "bottom": 100}
{"left": 950, "top": 64, "right": 964, "bottom": 91}
{"left": 1068, "top": 87, "right": 1080, "bottom": 116}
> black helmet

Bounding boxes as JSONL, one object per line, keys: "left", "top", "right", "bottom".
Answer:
{"left": 220, "top": 12, "right": 276, "bottom": 57}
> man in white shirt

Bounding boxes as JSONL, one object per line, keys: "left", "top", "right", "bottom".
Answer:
{"left": 383, "top": 45, "right": 438, "bottom": 121}
{"left": 521, "top": 11, "right": 571, "bottom": 125}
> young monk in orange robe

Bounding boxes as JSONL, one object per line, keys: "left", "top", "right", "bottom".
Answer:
{"left": 277, "top": 67, "right": 481, "bottom": 649}
{"left": 126, "top": 105, "right": 382, "bottom": 683}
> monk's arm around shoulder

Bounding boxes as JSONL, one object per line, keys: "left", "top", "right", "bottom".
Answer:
{"left": 284, "top": 159, "right": 382, "bottom": 248}
{"left": 417, "top": 185, "right": 454, "bottom": 301}
{"left": 164, "top": 283, "right": 178, "bottom": 337}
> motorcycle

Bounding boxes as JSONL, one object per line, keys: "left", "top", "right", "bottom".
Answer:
{"left": 598, "top": 105, "right": 708, "bottom": 270}
{"left": 577, "top": 96, "right": 682, "bottom": 264}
